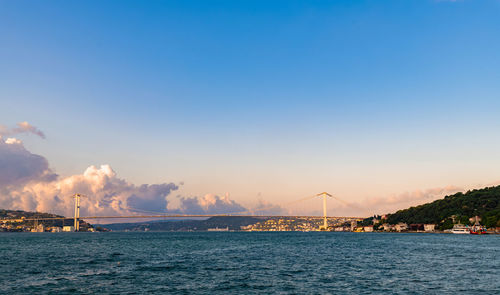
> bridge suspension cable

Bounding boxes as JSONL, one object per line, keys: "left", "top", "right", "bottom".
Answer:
{"left": 123, "top": 193, "right": 351, "bottom": 218}
{"left": 0, "top": 192, "right": 365, "bottom": 224}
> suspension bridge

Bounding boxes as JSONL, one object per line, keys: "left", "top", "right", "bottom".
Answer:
{"left": 3, "top": 193, "right": 366, "bottom": 231}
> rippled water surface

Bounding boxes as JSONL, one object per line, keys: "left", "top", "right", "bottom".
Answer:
{"left": 0, "top": 232, "right": 498, "bottom": 294}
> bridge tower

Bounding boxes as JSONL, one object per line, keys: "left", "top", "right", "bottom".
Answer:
{"left": 72, "top": 194, "right": 84, "bottom": 231}
{"left": 317, "top": 192, "right": 332, "bottom": 231}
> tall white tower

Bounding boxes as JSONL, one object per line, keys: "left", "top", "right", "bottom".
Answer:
{"left": 317, "top": 192, "right": 332, "bottom": 230}
{"left": 72, "top": 194, "right": 83, "bottom": 231}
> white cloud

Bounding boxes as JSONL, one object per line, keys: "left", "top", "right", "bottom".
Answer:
{"left": 0, "top": 121, "right": 45, "bottom": 139}
{"left": 0, "top": 123, "right": 181, "bottom": 217}
{"left": 1, "top": 164, "right": 179, "bottom": 218}
{"left": 5, "top": 138, "right": 22, "bottom": 145}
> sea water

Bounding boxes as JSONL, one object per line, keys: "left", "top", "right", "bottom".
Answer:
{"left": 0, "top": 232, "right": 498, "bottom": 294}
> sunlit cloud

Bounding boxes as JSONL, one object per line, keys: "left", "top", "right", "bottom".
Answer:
{"left": 0, "top": 124, "right": 271, "bottom": 218}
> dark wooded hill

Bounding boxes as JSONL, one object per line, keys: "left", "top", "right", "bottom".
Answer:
{"left": 381, "top": 186, "right": 500, "bottom": 229}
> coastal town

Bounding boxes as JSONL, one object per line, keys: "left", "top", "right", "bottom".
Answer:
{"left": 239, "top": 216, "right": 416, "bottom": 232}
{"left": 0, "top": 209, "right": 101, "bottom": 232}
{"left": 0, "top": 218, "right": 98, "bottom": 232}
{"left": 239, "top": 216, "right": 500, "bottom": 234}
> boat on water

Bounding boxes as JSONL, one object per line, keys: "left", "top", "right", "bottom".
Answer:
{"left": 470, "top": 225, "right": 486, "bottom": 235}
{"left": 451, "top": 224, "right": 469, "bottom": 234}
{"left": 469, "top": 218, "right": 487, "bottom": 235}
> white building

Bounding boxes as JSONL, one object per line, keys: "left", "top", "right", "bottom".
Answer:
{"left": 62, "top": 226, "right": 75, "bottom": 232}
{"left": 363, "top": 226, "right": 374, "bottom": 232}
{"left": 31, "top": 224, "right": 45, "bottom": 232}
{"left": 424, "top": 224, "right": 436, "bottom": 232}
{"left": 395, "top": 223, "right": 408, "bottom": 232}
{"left": 350, "top": 220, "right": 357, "bottom": 231}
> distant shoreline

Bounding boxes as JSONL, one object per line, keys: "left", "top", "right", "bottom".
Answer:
{"left": 3, "top": 230, "right": 499, "bottom": 235}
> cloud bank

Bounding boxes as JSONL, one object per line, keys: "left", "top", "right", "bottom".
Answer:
{"left": 0, "top": 149, "right": 179, "bottom": 217}
{"left": 0, "top": 123, "right": 181, "bottom": 217}
{"left": 0, "top": 134, "right": 282, "bottom": 218}
{"left": 0, "top": 123, "right": 278, "bottom": 218}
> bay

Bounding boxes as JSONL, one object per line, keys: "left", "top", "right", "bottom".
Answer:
{"left": 0, "top": 232, "right": 498, "bottom": 294}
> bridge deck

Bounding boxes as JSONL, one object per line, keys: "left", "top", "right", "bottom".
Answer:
{"left": 1, "top": 215, "right": 365, "bottom": 221}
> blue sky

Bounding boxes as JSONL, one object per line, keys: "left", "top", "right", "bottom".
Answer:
{"left": 1, "top": 0, "right": 500, "bottom": 214}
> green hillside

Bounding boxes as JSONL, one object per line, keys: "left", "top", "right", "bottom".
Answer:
{"left": 383, "top": 186, "right": 500, "bottom": 229}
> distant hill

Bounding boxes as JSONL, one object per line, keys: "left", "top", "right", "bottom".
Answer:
{"left": 383, "top": 186, "right": 500, "bottom": 229}
{"left": 102, "top": 216, "right": 266, "bottom": 231}
{"left": 0, "top": 209, "right": 62, "bottom": 220}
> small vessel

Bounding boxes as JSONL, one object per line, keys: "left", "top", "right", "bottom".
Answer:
{"left": 470, "top": 225, "right": 486, "bottom": 235}
{"left": 469, "top": 217, "right": 487, "bottom": 235}
{"left": 451, "top": 224, "right": 470, "bottom": 234}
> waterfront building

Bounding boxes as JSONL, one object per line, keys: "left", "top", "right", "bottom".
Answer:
{"left": 31, "top": 224, "right": 45, "bottom": 233}
{"left": 395, "top": 223, "right": 408, "bottom": 232}
{"left": 382, "top": 223, "right": 392, "bottom": 231}
{"left": 363, "top": 226, "right": 374, "bottom": 232}
{"left": 424, "top": 224, "right": 436, "bottom": 232}
{"left": 62, "top": 226, "right": 75, "bottom": 232}
{"left": 350, "top": 220, "right": 357, "bottom": 231}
